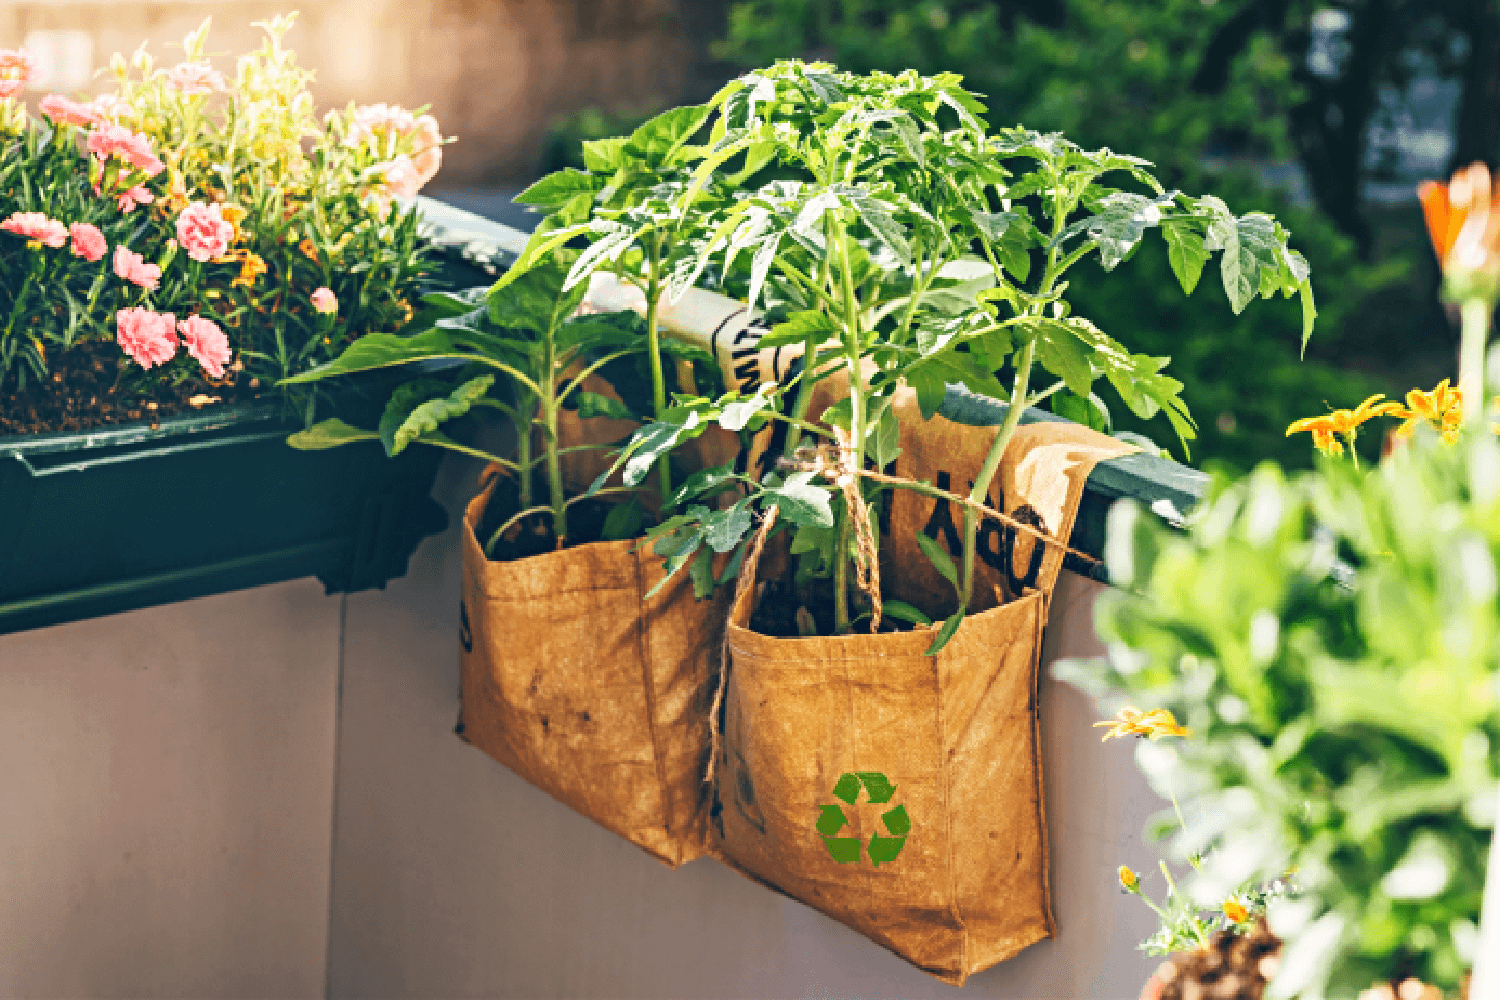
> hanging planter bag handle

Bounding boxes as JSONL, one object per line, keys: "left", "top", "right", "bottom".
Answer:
{"left": 457, "top": 464, "right": 732, "bottom": 868}
{"left": 708, "top": 417, "right": 1134, "bottom": 985}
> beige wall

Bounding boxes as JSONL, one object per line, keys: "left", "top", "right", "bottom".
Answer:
{"left": 0, "top": 0, "right": 720, "bottom": 185}
{"left": 0, "top": 451, "right": 1166, "bottom": 998}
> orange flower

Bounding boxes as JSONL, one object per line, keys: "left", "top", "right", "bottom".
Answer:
{"left": 1119, "top": 865, "right": 1140, "bottom": 891}
{"left": 1222, "top": 898, "right": 1249, "bottom": 923}
{"left": 1390, "top": 380, "right": 1462, "bottom": 444}
{"left": 1420, "top": 163, "right": 1500, "bottom": 285}
{"left": 1095, "top": 707, "right": 1192, "bottom": 741}
{"left": 1287, "top": 394, "right": 1400, "bottom": 457}
{"left": 298, "top": 236, "right": 320, "bottom": 262}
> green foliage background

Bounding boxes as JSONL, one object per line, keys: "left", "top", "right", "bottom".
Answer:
{"left": 542, "top": 0, "right": 1454, "bottom": 473}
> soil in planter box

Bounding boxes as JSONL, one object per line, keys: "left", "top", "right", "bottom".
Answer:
{"left": 475, "top": 475, "right": 622, "bottom": 562}
{"left": 0, "top": 341, "right": 259, "bottom": 436}
{"left": 748, "top": 575, "right": 921, "bottom": 638}
{"left": 1152, "top": 920, "right": 1281, "bottom": 1000}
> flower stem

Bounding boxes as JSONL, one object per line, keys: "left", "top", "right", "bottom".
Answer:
{"left": 1460, "top": 296, "right": 1491, "bottom": 428}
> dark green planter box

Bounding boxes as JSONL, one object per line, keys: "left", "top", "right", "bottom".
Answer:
{"left": 0, "top": 384, "right": 448, "bottom": 635}
{"left": 0, "top": 199, "right": 515, "bottom": 636}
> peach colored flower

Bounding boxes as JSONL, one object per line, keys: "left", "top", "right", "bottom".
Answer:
{"left": 178, "top": 316, "right": 231, "bottom": 378}
{"left": 116, "top": 307, "right": 178, "bottom": 369}
{"left": 89, "top": 93, "right": 128, "bottom": 123}
{"left": 165, "top": 61, "right": 226, "bottom": 97}
{"left": 69, "top": 222, "right": 107, "bottom": 262}
{"left": 87, "top": 124, "right": 164, "bottom": 177}
{"left": 379, "top": 155, "right": 423, "bottom": 199}
{"left": 117, "top": 185, "right": 155, "bottom": 214}
{"left": 113, "top": 245, "right": 162, "bottom": 291}
{"left": 175, "top": 202, "right": 233, "bottom": 263}
{"left": 349, "top": 103, "right": 443, "bottom": 188}
{"left": 310, "top": 287, "right": 337, "bottom": 315}
{"left": 2, "top": 211, "right": 68, "bottom": 248}
{"left": 0, "top": 48, "right": 35, "bottom": 101}
{"left": 409, "top": 114, "right": 443, "bottom": 186}
{"left": 38, "top": 94, "right": 98, "bottom": 128}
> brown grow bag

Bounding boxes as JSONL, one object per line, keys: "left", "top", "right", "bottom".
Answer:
{"left": 710, "top": 419, "right": 1132, "bottom": 984}
{"left": 457, "top": 467, "right": 731, "bottom": 868}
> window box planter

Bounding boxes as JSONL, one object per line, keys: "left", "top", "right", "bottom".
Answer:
{"left": 0, "top": 199, "right": 513, "bottom": 636}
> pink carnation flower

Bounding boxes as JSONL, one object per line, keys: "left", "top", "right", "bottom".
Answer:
{"left": 113, "top": 245, "right": 162, "bottom": 291}
{"left": 69, "top": 222, "right": 107, "bottom": 262}
{"left": 379, "top": 155, "right": 424, "bottom": 199}
{"left": 310, "top": 287, "right": 338, "bottom": 315}
{"left": 2, "top": 211, "right": 68, "bottom": 248}
{"left": 0, "top": 48, "right": 35, "bottom": 101}
{"left": 39, "top": 93, "right": 99, "bottom": 128}
{"left": 409, "top": 114, "right": 443, "bottom": 187}
{"left": 116, "top": 307, "right": 178, "bottom": 370}
{"left": 87, "top": 124, "right": 164, "bottom": 177}
{"left": 175, "top": 202, "right": 234, "bottom": 263}
{"left": 166, "top": 61, "right": 226, "bottom": 97}
{"left": 118, "top": 185, "right": 155, "bottom": 214}
{"left": 178, "top": 315, "right": 231, "bottom": 379}
{"left": 349, "top": 103, "right": 442, "bottom": 190}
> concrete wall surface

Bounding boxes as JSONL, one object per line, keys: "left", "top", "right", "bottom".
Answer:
{"left": 1, "top": 450, "right": 1168, "bottom": 999}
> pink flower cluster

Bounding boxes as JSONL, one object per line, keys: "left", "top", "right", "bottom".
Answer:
{"left": 311, "top": 287, "right": 338, "bottom": 315}
{"left": 39, "top": 94, "right": 100, "bottom": 128}
{"left": 115, "top": 308, "right": 231, "bottom": 377}
{"left": 176, "top": 202, "right": 234, "bottom": 262}
{"left": 87, "top": 124, "right": 164, "bottom": 178}
{"left": 0, "top": 47, "right": 35, "bottom": 101}
{"left": 3, "top": 212, "right": 108, "bottom": 262}
{"left": 2, "top": 212, "right": 66, "bottom": 248}
{"left": 113, "top": 246, "right": 162, "bottom": 291}
{"left": 347, "top": 103, "right": 443, "bottom": 196}
{"left": 166, "top": 61, "right": 226, "bottom": 97}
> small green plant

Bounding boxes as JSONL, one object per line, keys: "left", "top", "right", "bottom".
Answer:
{"left": 282, "top": 250, "right": 652, "bottom": 550}
{"left": 1059, "top": 432, "right": 1500, "bottom": 998}
{"left": 582, "top": 60, "right": 1314, "bottom": 646}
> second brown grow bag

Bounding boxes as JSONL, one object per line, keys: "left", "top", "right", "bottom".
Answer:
{"left": 457, "top": 468, "right": 731, "bottom": 868}
{"left": 710, "top": 418, "right": 1131, "bottom": 984}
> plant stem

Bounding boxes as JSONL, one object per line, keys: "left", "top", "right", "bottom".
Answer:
{"left": 645, "top": 238, "right": 673, "bottom": 504}
{"left": 1460, "top": 296, "right": 1491, "bottom": 428}
{"left": 544, "top": 400, "right": 568, "bottom": 545}
{"left": 960, "top": 337, "right": 1034, "bottom": 606}
{"left": 517, "top": 398, "right": 533, "bottom": 509}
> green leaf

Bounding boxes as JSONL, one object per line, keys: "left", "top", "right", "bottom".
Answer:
{"left": 905, "top": 366, "right": 948, "bottom": 419}
{"left": 689, "top": 544, "right": 716, "bottom": 599}
{"left": 704, "top": 500, "right": 754, "bottom": 553}
{"left": 883, "top": 601, "right": 932, "bottom": 627}
{"left": 1162, "top": 222, "right": 1209, "bottom": 296}
{"left": 871, "top": 404, "right": 902, "bottom": 469}
{"left": 917, "top": 533, "right": 960, "bottom": 592}
{"left": 626, "top": 104, "right": 712, "bottom": 163}
{"left": 279, "top": 328, "right": 456, "bottom": 383}
{"left": 719, "top": 385, "right": 776, "bottom": 432}
{"left": 582, "top": 136, "right": 628, "bottom": 172}
{"left": 514, "top": 168, "right": 601, "bottom": 210}
{"left": 1052, "top": 389, "right": 1111, "bottom": 432}
{"left": 763, "top": 309, "right": 837, "bottom": 349}
{"left": 601, "top": 497, "right": 644, "bottom": 541}
{"left": 1033, "top": 320, "right": 1094, "bottom": 397}
{"left": 286, "top": 417, "right": 379, "bottom": 450}
{"left": 574, "top": 391, "right": 635, "bottom": 421}
{"left": 764, "top": 471, "right": 834, "bottom": 528}
{"left": 1299, "top": 278, "right": 1317, "bottom": 355}
{"left": 843, "top": 188, "right": 911, "bottom": 264}
{"left": 379, "top": 375, "right": 495, "bottom": 457}
{"left": 925, "top": 609, "right": 965, "bottom": 655}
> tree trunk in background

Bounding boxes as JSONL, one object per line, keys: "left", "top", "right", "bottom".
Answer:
{"left": 1449, "top": 0, "right": 1500, "bottom": 174}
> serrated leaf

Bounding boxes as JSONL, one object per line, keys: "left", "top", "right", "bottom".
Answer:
{"left": 1163, "top": 223, "right": 1209, "bottom": 296}
{"left": 689, "top": 545, "right": 716, "bottom": 599}
{"left": 514, "top": 168, "right": 601, "bottom": 210}
{"left": 704, "top": 500, "right": 754, "bottom": 553}
{"left": 1033, "top": 321, "right": 1094, "bottom": 397}
{"left": 626, "top": 104, "right": 712, "bottom": 163}
{"left": 871, "top": 404, "right": 902, "bottom": 469}
{"left": 574, "top": 390, "right": 635, "bottom": 421}
{"left": 763, "top": 309, "right": 837, "bottom": 349}
{"left": 764, "top": 471, "right": 834, "bottom": 528}
{"left": 668, "top": 461, "right": 738, "bottom": 508}
{"left": 286, "top": 417, "right": 379, "bottom": 450}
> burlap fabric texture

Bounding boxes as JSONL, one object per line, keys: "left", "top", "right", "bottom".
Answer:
{"left": 457, "top": 467, "right": 731, "bottom": 868}
{"left": 710, "top": 416, "right": 1133, "bottom": 985}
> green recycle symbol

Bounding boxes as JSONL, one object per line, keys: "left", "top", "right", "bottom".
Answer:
{"left": 816, "top": 771, "right": 911, "bottom": 867}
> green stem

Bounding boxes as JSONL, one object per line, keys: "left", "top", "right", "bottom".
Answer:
{"left": 517, "top": 399, "right": 533, "bottom": 509}
{"left": 645, "top": 240, "right": 673, "bottom": 505}
{"left": 544, "top": 401, "right": 567, "bottom": 545}
{"left": 1460, "top": 296, "right": 1491, "bottom": 428}
{"left": 783, "top": 340, "right": 822, "bottom": 457}
{"left": 960, "top": 338, "right": 1034, "bottom": 607}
